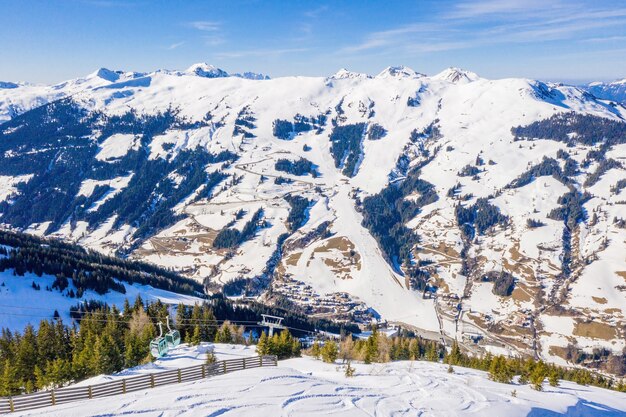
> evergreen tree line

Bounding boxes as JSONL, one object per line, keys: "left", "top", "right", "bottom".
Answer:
{"left": 284, "top": 195, "right": 312, "bottom": 232}
{"left": 0, "top": 230, "right": 203, "bottom": 296}
{"left": 307, "top": 330, "right": 626, "bottom": 392}
{"left": 256, "top": 331, "right": 301, "bottom": 359}
{"left": 482, "top": 270, "right": 516, "bottom": 297}
{"left": 359, "top": 160, "right": 438, "bottom": 291}
{"left": 512, "top": 113, "right": 626, "bottom": 147}
{"left": 0, "top": 296, "right": 295, "bottom": 396}
{"left": 367, "top": 123, "right": 387, "bottom": 141}
{"left": 274, "top": 158, "right": 319, "bottom": 177}
{"left": 329, "top": 123, "right": 367, "bottom": 177}
{"left": 0, "top": 296, "right": 169, "bottom": 396}
{"left": 0, "top": 99, "right": 224, "bottom": 239}
{"left": 455, "top": 198, "right": 508, "bottom": 239}
{"left": 212, "top": 209, "right": 264, "bottom": 249}
{"left": 233, "top": 106, "right": 256, "bottom": 138}
{"left": 204, "top": 295, "right": 360, "bottom": 336}
{"left": 611, "top": 179, "right": 626, "bottom": 195}
{"left": 272, "top": 114, "right": 327, "bottom": 140}
{"left": 507, "top": 157, "right": 571, "bottom": 189}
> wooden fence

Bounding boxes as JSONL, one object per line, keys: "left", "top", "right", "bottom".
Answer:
{"left": 0, "top": 355, "right": 278, "bottom": 414}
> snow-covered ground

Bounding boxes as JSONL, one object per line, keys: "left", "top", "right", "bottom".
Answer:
{"left": 2, "top": 63, "right": 626, "bottom": 365}
{"left": 73, "top": 343, "right": 258, "bottom": 387}
{"left": 12, "top": 344, "right": 626, "bottom": 417}
{"left": 0, "top": 270, "right": 205, "bottom": 331}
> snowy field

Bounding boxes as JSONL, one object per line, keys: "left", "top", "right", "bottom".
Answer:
{"left": 0, "top": 270, "right": 205, "bottom": 331}
{"left": 12, "top": 344, "right": 626, "bottom": 417}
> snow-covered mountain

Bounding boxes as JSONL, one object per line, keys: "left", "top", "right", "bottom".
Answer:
{"left": 0, "top": 64, "right": 625, "bottom": 373}
{"left": 585, "top": 78, "right": 626, "bottom": 104}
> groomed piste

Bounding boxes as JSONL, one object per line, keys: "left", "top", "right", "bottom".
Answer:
{"left": 11, "top": 343, "right": 626, "bottom": 417}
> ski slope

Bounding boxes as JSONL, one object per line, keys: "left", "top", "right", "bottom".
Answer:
{"left": 1, "top": 63, "right": 626, "bottom": 367}
{"left": 11, "top": 344, "right": 626, "bottom": 417}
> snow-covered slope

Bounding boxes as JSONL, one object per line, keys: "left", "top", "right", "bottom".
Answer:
{"left": 0, "top": 269, "right": 204, "bottom": 332}
{"left": 13, "top": 344, "right": 626, "bottom": 417}
{"left": 586, "top": 78, "right": 626, "bottom": 104}
{"left": 0, "top": 65, "right": 625, "bottom": 372}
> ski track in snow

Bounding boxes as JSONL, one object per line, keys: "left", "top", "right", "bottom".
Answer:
{"left": 12, "top": 346, "right": 626, "bottom": 417}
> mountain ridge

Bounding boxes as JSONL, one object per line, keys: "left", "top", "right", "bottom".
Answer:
{"left": 0, "top": 63, "right": 625, "bottom": 374}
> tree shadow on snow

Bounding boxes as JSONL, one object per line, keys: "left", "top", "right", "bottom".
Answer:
{"left": 527, "top": 400, "right": 626, "bottom": 417}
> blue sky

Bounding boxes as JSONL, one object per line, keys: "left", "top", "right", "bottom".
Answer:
{"left": 1, "top": 0, "right": 625, "bottom": 84}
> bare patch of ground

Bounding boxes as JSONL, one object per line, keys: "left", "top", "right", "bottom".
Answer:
{"left": 573, "top": 320, "right": 617, "bottom": 340}
{"left": 592, "top": 296, "right": 608, "bottom": 304}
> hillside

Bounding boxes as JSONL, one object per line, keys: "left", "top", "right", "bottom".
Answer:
{"left": 0, "top": 229, "right": 205, "bottom": 330}
{"left": 11, "top": 343, "right": 626, "bottom": 417}
{"left": 0, "top": 64, "right": 625, "bottom": 371}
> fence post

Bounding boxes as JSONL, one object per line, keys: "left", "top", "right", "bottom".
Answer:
{"left": 202, "top": 364, "right": 206, "bottom": 379}
{"left": 51, "top": 390, "right": 56, "bottom": 406}
{"left": 178, "top": 369, "right": 182, "bottom": 383}
{"left": 9, "top": 397, "right": 14, "bottom": 413}
{"left": 243, "top": 357, "right": 246, "bottom": 369}
{"left": 273, "top": 355, "right": 278, "bottom": 366}
{"left": 222, "top": 360, "right": 226, "bottom": 374}
{"left": 122, "top": 379, "right": 126, "bottom": 394}
{"left": 88, "top": 386, "right": 93, "bottom": 399}
{"left": 150, "top": 374, "right": 155, "bottom": 389}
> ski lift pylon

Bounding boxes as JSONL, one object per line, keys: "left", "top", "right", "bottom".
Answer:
{"left": 150, "top": 321, "right": 169, "bottom": 358}
{"left": 257, "top": 314, "right": 286, "bottom": 337}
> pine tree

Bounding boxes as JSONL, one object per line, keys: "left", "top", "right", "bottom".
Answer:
{"left": 257, "top": 331, "right": 268, "bottom": 356}
{"left": 425, "top": 342, "right": 439, "bottom": 362}
{"left": 176, "top": 303, "right": 189, "bottom": 341}
{"left": 124, "top": 333, "right": 145, "bottom": 368}
{"left": 15, "top": 324, "right": 38, "bottom": 389}
{"left": 321, "top": 341, "right": 338, "bottom": 363}
{"left": 201, "top": 306, "right": 217, "bottom": 342}
{"left": 445, "top": 341, "right": 463, "bottom": 366}
{"left": 45, "top": 358, "right": 72, "bottom": 388}
{"left": 549, "top": 369, "right": 559, "bottom": 387}
{"left": 93, "top": 333, "right": 123, "bottom": 375}
{"left": 489, "top": 356, "right": 513, "bottom": 384}
{"left": 530, "top": 362, "right": 547, "bottom": 391}
{"left": 191, "top": 325, "right": 202, "bottom": 346}
{"left": 310, "top": 341, "right": 321, "bottom": 359}
{"left": 0, "top": 359, "right": 18, "bottom": 396}
{"left": 215, "top": 322, "right": 233, "bottom": 343}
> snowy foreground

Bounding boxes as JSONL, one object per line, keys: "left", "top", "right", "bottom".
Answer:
{"left": 13, "top": 344, "right": 626, "bottom": 417}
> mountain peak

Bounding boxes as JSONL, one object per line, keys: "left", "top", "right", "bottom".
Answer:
{"left": 232, "top": 72, "right": 270, "bottom": 80}
{"left": 330, "top": 68, "right": 370, "bottom": 80}
{"left": 0, "top": 81, "right": 20, "bottom": 89}
{"left": 376, "top": 66, "right": 424, "bottom": 79}
{"left": 89, "top": 68, "right": 122, "bottom": 82}
{"left": 432, "top": 67, "right": 479, "bottom": 83}
{"left": 186, "top": 63, "right": 229, "bottom": 78}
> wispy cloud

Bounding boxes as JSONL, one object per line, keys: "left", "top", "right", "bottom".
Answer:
{"left": 340, "top": 1, "right": 626, "bottom": 56}
{"left": 445, "top": 0, "right": 569, "bottom": 19}
{"left": 215, "top": 47, "right": 308, "bottom": 59}
{"left": 204, "top": 35, "right": 225, "bottom": 47}
{"left": 304, "top": 5, "right": 328, "bottom": 19}
{"left": 581, "top": 35, "right": 626, "bottom": 43}
{"left": 341, "top": 23, "right": 445, "bottom": 53}
{"left": 188, "top": 21, "right": 220, "bottom": 32}
{"left": 166, "top": 41, "right": 185, "bottom": 50}
{"left": 186, "top": 20, "right": 225, "bottom": 47}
